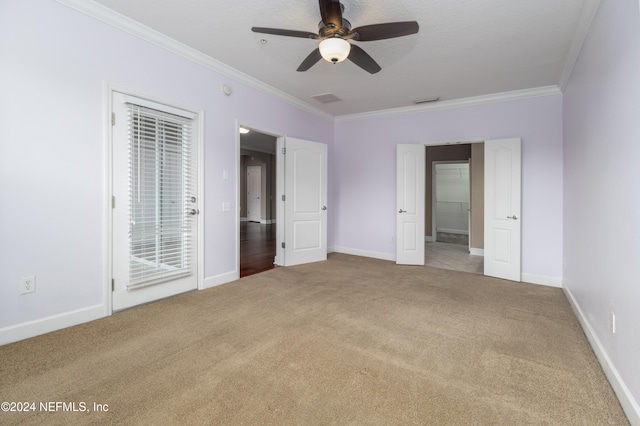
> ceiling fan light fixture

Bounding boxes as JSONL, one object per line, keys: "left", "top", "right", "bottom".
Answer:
{"left": 319, "top": 38, "right": 351, "bottom": 63}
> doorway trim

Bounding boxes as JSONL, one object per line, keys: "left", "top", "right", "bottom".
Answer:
{"left": 236, "top": 121, "right": 284, "bottom": 275}
{"left": 425, "top": 139, "right": 485, "bottom": 245}
{"left": 421, "top": 138, "right": 486, "bottom": 273}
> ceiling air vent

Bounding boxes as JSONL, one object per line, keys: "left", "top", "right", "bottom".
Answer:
{"left": 413, "top": 97, "right": 439, "bottom": 104}
{"left": 311, "top": 93, "right": 342, "bottom": 104}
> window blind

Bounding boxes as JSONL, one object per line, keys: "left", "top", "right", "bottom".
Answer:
{"left": 126, "top": 102, "right": 194, "bottom": 289}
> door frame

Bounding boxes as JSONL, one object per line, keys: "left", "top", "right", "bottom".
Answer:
{"left": 412, "top": 138, "right": 490, "bottom": 273}
{"left": 236, "top": 121, "right": 284, "bottom": 275}
{"left": 105, "top": 84, "right": 204, "bottom": 315}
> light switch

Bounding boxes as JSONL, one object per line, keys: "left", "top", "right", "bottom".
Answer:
{"left": 222, "top": 202, "right": 231, "bottom": 212}
{"left": 222, "top": 170, "right": 229, "bottom": 180}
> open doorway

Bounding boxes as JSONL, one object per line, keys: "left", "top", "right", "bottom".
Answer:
{"left": 433, "top": 162, "right": 470, "bottom": 246}
{"left": 239, "top": 127, "right": 277, "bottom": 277}
{"left": 399, "top": 139, "right": 521, "bottom": 280}
{"left": 425, "top": 143, "right": 484, "bottom": 274}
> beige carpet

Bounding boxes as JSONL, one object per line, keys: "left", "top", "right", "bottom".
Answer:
{"left": 0, "top": 254, "right": 628, "bottom": 425}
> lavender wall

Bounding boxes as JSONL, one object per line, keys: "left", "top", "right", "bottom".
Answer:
{"left": 563, "top": 0, "right": 640, "bottom": 415}
{"left": 332, "top": 95, "right": 564, "bottom": 281}
{"left": 0, "top": 0, "right": 332, "bottom": 335}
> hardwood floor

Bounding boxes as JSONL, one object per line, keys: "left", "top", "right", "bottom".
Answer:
{"left": 240, "top": 221, "right": 277, "bottom": 277}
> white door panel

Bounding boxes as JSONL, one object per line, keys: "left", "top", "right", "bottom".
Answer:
{"left": 247, "top": 165, "right": 261, "bottom": 222}
{"left": 112, "top": 92, "right": 199, "bottom": 311}
{"left": 396, "top": 144, "right": 425, "bottom": 265}
{"left": 294, "top": 221, "right": 321, "bottom": 250}
{"left": 484, "top": 138, "right": 521, "bottom": 281}
{"left": 284, "top": 138, "right": 327, "bottom": 266}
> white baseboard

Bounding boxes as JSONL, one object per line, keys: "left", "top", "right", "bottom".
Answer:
{"left": 0, "top": 304, "right": 105, "bottom": 346}
{"left": 1, "top": 270, "right": 241, "bottom": 346}
{"left": 330, "top": 246, "right": 395, "bottom": 262}
{"left": 425, "top": 235, "right": 436, "bottom": 243}
{"left": 521, "top": 273, "right": 563, "bottom": 288}
{"left": 563, "top": 286, "right": 640, "bottom": 425}
{"left": 202, "top": 270, "right": 238, "bottom": 290}
{"left": 469, "top": 248, "right": 484, "bottom": 256}
{"left": 240, "top": 217, "right": 248, "bottom": 222}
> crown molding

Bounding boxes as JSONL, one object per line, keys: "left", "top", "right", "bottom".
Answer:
{"left": 334, "top": 85, "right": 562, "bottom": 123}
{"left": 558, "top": 0, "right": 602, "bottom": 91}
{"left": 55, "top": 0, "right": 334, "bottom": 122}
{"left": 55, "top": 0, "right": 579, "bottom": 124}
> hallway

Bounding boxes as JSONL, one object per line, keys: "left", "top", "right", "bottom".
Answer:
{"left": 240, "top": 221, "right": 276, "bottom": 277}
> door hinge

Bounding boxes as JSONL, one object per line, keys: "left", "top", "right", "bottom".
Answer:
{"left": 111, "top": 112, "right": 115, "bottom": 126}
{"left": 111, "top": 278, "right": 115, "bottom": 292}
{"left": 281, "top": 242, "right": 285, "bottom": 249}
{"left": 281, "top": 194, "right": 286, "bottom": 202}
{"left": 281, "top": 147, "right": 286, "bottom": 155}
{"left": 112, "top": 195, "right": 115, "bottom": 209}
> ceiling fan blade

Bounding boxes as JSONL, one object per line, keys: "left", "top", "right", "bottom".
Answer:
{"left": 319, "top": 0, "right": 344, "bottom": 30}
{"left": 349, "top": 21, "right": 419, "bottom": 41}
{"left": 251, "top": 27, "right": 318, "bottom": 39}
{"left": 347, "top": 44, "right": 381, "bottom": 74}
{"left": 297, "top": 48, "right": 323, "bottom": 72}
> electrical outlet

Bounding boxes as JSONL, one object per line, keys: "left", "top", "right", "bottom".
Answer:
{"left": 610, "top": 312, "right": 616, "bottom": 334}
{"left": 21, "top": 276, "right": 36, "bottom": 294}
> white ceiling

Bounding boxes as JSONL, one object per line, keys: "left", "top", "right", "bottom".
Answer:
{"left": 83, "top": 0, "right": 596, "bottom": 117}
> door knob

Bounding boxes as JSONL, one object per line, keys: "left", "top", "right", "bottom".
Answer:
{"left": 507, "top": 215, "right": 518, "bottom": 220}
{"left": 399, "top": 209, "right": 407, "bottom": 213}
{"left": 188, "top": 209, "right": 199, "bottom": 216}
{"left": 322, "top": 206, "right": 327, "bottom": 211}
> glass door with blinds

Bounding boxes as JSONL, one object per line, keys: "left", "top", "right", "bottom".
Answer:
{"left": 112, "top": 91, "right": 199, "bottom": 311}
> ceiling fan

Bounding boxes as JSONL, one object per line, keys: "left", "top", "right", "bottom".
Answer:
{"left": 251, "top": 0, "right": 419, "bottom": 74}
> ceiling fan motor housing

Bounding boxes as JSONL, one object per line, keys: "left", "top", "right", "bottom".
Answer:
{"left": 318, "top": 19, "right": 351, "bottom": 38}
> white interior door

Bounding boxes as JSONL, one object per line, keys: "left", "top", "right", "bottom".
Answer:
{"left": 283, "top": 137, "right": 327, "bottom": 266}
{"left": 396, "top": 144, "right": 425, "bottom": 265}
{"left": 112, "top": 92, "right": 199, "bottom": 311}
{"left": 247, "top": 165, "right": 261, "bottom": 222}
{"left": 484, "top": 138, "right": 521, "bottom": 281}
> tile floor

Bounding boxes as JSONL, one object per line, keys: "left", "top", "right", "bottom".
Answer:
{"left": 424, "top": 241, "right": 484, "bottom": 275}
